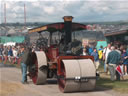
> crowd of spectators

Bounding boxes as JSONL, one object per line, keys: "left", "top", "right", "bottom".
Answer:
{"left": 0, "top": 43, "right": 35, "bottom": 65}
{"left": 82, "top": 43, "right": 128, "bottom": 81}
{"left": 0, "top": 41, "right": 128, "bottom": 82}
{"left": 0, "top": 45, "right": 19, "bottom": 64}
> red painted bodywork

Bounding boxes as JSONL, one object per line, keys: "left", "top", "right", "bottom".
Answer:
{"left": 45, "top": 45, "right": 59, "bottom": 69}
{"left": 46, "top": 45, "right": 59, "bottom": 61}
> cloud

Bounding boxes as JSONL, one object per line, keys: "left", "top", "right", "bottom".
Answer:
{"left": 0, "top": 0, "right": 128, "bottom": 23}
{"left": 43, "top": 6, "right": 55, "bottom": 14}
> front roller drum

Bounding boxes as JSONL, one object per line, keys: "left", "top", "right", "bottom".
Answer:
{"left": 30, "top": 51, "right": 47, "bottom": 85}
{"left": 58, "top": 59, "right": 96, "bottom": 92}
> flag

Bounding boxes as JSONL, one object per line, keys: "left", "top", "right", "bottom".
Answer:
{"left": 116, "top": 65, "right": 124, "bottom": 76}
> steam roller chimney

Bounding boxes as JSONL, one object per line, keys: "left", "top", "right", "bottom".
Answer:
{"left": 63, "top": 16, "right": 73, "bottom": 44}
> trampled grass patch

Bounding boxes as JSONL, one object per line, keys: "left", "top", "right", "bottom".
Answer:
{"left": 97, "top": 68, "right": 128, "bottom": 93}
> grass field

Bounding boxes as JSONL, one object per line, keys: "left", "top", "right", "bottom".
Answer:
{"left": 97, "top": 76, "right": 128, "bottom": 93}
{"left": 97, "top": 65, "right": 128, "bottom": 93}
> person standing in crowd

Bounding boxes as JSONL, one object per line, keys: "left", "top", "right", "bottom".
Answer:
{"left": 115, "top": 45, "right": 121, "bottom": 55}
{"left": 103, "top": 44, "right": 111, "bottom": 74}
{"left": 20, "top": 46, "right": 29, "bottom": 84}
{"left": 83, "top": 48, "right": 88, "bottom": 55}
{"left": 121, "top": 49, "right": 128, "bottom": 75}
{"left": 107, "top": 46, "right": 121, "bottom": 81}
{"left": 0, "top": 45, "right": 4, "bottom": 62}
{"left": 88, "top": 44, "right": 93, "bottom": 55}
{"left": 126, "top": 46, "right": 128, "bottom": 54}
{"left": 91, "top": 48, "right": 99, "bottom": 71}
{"left": 12, "top": 47, "right": 18, "bottom": 64}
{"left": 3, "top": 46, "right": 8, "bottom": 64}
{"left": 98, "top": 46, "right": 104, "bottom": 66}
{"left": 8, "top": 46, "right": 13, "bottom": 63}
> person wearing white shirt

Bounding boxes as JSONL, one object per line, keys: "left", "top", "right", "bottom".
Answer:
{"left": 103, "top": 44, "right": 111, "bottom": 73}
{"left": 13, "top": 48, "right": 18, "bottom": 64}
{"left": 83, "top": 48, "right": 88, "bottom": 56}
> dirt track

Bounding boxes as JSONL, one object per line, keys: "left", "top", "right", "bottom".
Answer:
{"left": 0, "top": 64, "right": 128, "bottom": 96}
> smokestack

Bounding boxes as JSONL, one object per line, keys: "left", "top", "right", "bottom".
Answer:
{"left": 63, "top": 16, "right": 73, "bottom": 44}
{"left": 4, "top": 3, "right": 6, "bottom": 24}
{"left": 24, "top": 3, "right": 26, "bottom": 27}
{"left": 0, "top": 3, "right": 2, "bottom": 35}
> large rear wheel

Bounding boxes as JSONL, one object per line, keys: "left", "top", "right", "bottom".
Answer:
{"left": 29, "top": 51, "right": 47, "bottom": 85}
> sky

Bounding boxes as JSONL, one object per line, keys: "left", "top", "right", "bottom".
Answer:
{"left": 0, "top": 0, "right": 128, "bottom": 24}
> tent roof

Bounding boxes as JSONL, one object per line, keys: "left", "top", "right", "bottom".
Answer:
{"left": 104, "top": 30, "right": 128, "bottom": 37}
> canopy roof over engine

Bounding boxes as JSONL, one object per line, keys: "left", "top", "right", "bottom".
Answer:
{"left": 28, "top": 22, "right": 87, "bottom": 33}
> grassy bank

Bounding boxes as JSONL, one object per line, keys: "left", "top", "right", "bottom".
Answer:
{"left": 97, "top": 77, "right": 128, "bottom": 93}
{"left": 97, "top": 65, "right": 128, "bottom": 93}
